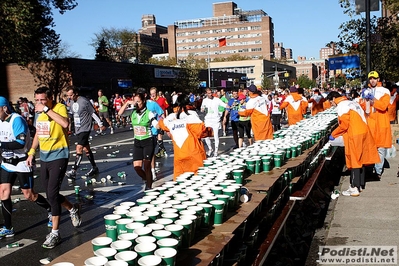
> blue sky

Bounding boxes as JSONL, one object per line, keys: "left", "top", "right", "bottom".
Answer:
{"left": 52, "top": 0, "right": 378, "bottom": 60}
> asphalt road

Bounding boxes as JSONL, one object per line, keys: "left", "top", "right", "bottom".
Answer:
{"left": 0, "top": 125, "right": 237, "bottom": 266}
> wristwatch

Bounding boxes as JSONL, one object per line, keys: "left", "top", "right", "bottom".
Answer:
{"left": 43, "top": 106, "right": 49, "bottom": 113}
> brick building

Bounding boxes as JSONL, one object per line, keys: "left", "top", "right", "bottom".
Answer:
{"left": 167, "top": 1, "right": 275, "bottom": 62}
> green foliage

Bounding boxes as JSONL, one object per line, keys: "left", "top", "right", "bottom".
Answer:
{"left": 213, "top": 54, "right": 252, "bottom": 62}
{"left": 297, "top": 75, "right": 317, "bottom": 89}
{"left": 261, "top": 75, "right": 273, "bottom": 90}
{"left": 329, "top": 73, "right": 347, "bottom": 88}
{"left": 148, "top": 57, "right": 178, "bottom": 66}
{"left": 337, "top": 0, "right": 399, "bottom": 82}
{"left": 95, "top": 38, "right": 112, "bottom": 61}
{"left": 173, "top": 54, "right": 201, "bottom": 93}
{"left": 92, "top": 27, "right": 152, "bottom": 63}
{"left": 0, "top": 0, "right": 77, "bottom": 65}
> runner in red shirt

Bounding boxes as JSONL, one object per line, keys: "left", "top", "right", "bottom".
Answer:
{"left": 113, "top": 93, "right": 125, "bottom": 127}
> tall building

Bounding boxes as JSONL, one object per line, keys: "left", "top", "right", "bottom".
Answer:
{"left": 320, "top": 46, "right": 335, "bottom": 60}
{"left": 138, "top": 15, "right": 169, "bottom": 55}
{"left": 274, "top": 43, "right": 286, "bottom": 59}
{"left": 167, "top": 2, "right": 275, "bottom": 62}
{"left": 285, "top": 48, "right": 293, "bottom": 60}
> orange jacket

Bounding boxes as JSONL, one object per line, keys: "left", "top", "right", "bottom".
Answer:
{"left": 238, "top": 94, "right": 273, "bottom": 140}
{"left": 323, "top": 100, "right": 332, "bottom": 110}
{"left": 359, "top": 86, "right": 392, "bottom": 148}
{"left": 331, "top": 97, "right": 380, "bottom": 169}
{"left": 387, "top": 90, "right": 399, "bottom": 122}
{"left": 280, "top": 92, "right": 308, "bottom": 125}
{"left": 308, "top": 95, "right": 325, "bottom": 116}
{"left": 159, "top": 110, "right": 206, "bottom": 179}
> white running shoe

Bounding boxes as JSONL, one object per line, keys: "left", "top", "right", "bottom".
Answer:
{"left": 342, "top": 186, "right": 360, "bottom": 197}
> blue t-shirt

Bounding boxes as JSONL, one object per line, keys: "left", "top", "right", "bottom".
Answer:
{"left": 146, "top": 100, "right": 164, "bottom": 135}
{"left": 226, "top": 98, "right": 241, "bottom": 122}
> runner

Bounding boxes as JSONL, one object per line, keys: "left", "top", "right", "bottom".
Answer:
{"left": 0, "top": 96, "right": 52, "bottom": 238}
{"left": 64, "top": 87, "right": 103, "bottom": 180}
{"left": 27, "top": 87, "right": 82, "bottom": 249}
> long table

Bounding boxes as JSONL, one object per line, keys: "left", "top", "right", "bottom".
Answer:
{"left": 49, "top": 133, "right": 334, "bottom": 265}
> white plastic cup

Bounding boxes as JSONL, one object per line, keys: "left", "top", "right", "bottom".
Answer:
{"left": 137, "top": 255, "right": 162, "bottom": 266}
{"left": 84, "top": 256, "right": 108, "bottom": 266}
{"left": 94, "top": 247, "right": 117, "bottom": 260}
{"left": 114, "top": 251, "right": 137, "bottom": 265}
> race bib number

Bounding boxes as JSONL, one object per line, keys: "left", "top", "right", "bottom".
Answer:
{"left": 134, "top": 126, "right": 147, "bottom": 136}
{"left": 74, "top": 114, "right": 81, "bottom": 128}
{"left": 36, "top": 121, "right": 51, "bottom": 138}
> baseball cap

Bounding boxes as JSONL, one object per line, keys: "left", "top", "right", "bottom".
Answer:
{"left": 289, "top": 86, "right": 298, "bottom": 93}
{"left": 368, "top": 71, "right": 379, "bottom": 79}
{"left": 247, "top": 84, "right": 257, "bottom": 93}
{"left": 238, "top": 94, "right": 246, "bottom": 100}
{"left": 0, "top": 96, "right": 11, "bottom": 109}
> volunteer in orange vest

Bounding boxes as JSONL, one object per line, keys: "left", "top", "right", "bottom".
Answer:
{"left": 308, "top": 89, "right": 325, "bottom": 116}
{"left": 279, "top": 86, "right": 308, "bottom": 125}
{"left": 327, "top": 91, "right": 379, "bottom": 196}
{"left": 159, "top": 94, "right": 207, "bottom": 179}
{"left": 387, "top": 83, "right": 399, "bottom": 124}
{"left": 359, "top": 71, "right": 392, "bottom": 180}
{"left": 238, "top": 84, "right": 273, "bottom": 140}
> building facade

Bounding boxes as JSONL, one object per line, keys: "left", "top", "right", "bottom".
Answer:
{"left": 210, "top": 59, "right": 296, "bottom": 89}
{"left": 167, "top": 2, "right": 275, "bottom": 62}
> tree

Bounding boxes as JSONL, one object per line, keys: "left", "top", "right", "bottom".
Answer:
{"left": 261, "top": 75, "right": 273, "bottom": 90}
{"left": 337, "top": 0, "right": 399, "bottom": 81}
{"left": 297, "top": 75, "right": 317, "bottom": 89}
{"left": 148, "top": 57, "right": 178, "bottom": 66}
{"left": 0, "top": 0, "right": 77, "bottom": 65}
{"left": 46, "top": 41, "right": 81, "bottom": 59}
{"left": 174, "top": 54, "right": 202, "bottom": 93}
{"left": 95, "top": 38, "right": 112, "bottom": 61}
{"left": 27, "top": 59, "right": 73, "bottom": 100}
{"left": 92, "top": 28, "right": 152, "bottom": 63}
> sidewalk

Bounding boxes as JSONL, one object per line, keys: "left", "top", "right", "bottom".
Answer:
{"left": 316, "top": 152, "right": 399, "bottom": 265}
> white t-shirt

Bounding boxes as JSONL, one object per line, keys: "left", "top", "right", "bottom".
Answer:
{"left": 201, "top": 97, "right": 227, "bottom": 123}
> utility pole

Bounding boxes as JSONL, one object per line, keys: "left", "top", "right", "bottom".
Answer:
{"left": 366, "top": 0, "right": 371, "bottom": 73}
